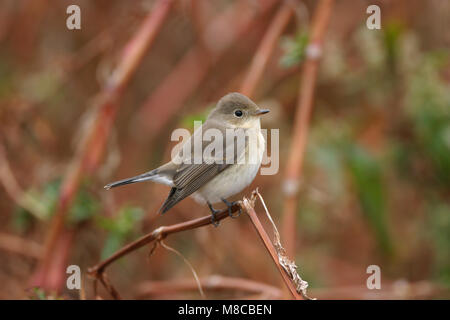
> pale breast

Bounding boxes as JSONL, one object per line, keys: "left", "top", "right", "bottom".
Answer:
{"left": 192, "top": 130, "right": 265, "bottom": 204}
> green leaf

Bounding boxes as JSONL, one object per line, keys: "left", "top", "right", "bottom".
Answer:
{"left": 181, "top": 108, "right": 210, "bottom": 131}
{"left": 405, "top": 52, "right": 450, "bottom": 186}
{"left": 32, "top": 287, "right": 48, "bottom": 300}
{"left": 426, "top": 202, "right": 450, "bottom": 287}
{"left": 346, "top": 145, "right": 392, "bottom": 254}
{"left": 383, "top": 21, "right": 404, "bottom": 71}
{"left": 280, "top": 32, "right": 309, "bottom": 68}
{"left": 12, "top": 179, "right": 100, "bottom": 227}
{"left": 11, "top": 207, "right": 33, "bottom": 234}
{"left": 97, "top": 205, "right": 144, "bottom": 259}
{"left": 101, "top": 233, "right": 125, "bottom": 260}
{"left": 68, "top": 186, "right": 101, "bottom": 225}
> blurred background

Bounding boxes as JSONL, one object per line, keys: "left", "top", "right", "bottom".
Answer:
{"left": 0, "top": 0, "right": 449, "bottom": 299}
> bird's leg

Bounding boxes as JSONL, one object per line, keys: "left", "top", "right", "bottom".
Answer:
{"left": 221, "top": 198, "right": 242, "bottom": 218}
{"left": 207, "top": 201, "right": 220, "bottom": 227}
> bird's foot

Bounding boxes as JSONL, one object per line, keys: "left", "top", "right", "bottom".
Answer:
{"left": 207, "top": 202, "right": 220, "bottom": 227}
{"left": 221, "top": 198, "right": 242, "bottom": 218}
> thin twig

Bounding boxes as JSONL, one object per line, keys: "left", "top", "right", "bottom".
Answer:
{"left": 87, "top": 204, "right": 239, "bottom": 299}
{"left": 99, "top": 272, "right": 121, "bottom": 300}
{"left": 241, "top": 1, "right": 294, "bottom": 97}
{"left": 79, "top": 274, "right": 86, "bottom": 300}
{"left": 135, "top": 0, "right": 279, "bottom": 138}
{"left": 282, "top": 0, "right": 335, "bottom": 257}
{"left": 241, "top": 195, "right": 303, "bottom": 300}
{"left": 159, "top": 240, "right": 205, "bottom": 299}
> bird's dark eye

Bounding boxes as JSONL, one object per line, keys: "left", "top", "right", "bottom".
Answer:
{"left": 234, "top": 110, "right": 243, "bottom": 117}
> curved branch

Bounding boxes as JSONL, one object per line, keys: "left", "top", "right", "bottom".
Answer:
{"left": 87, "top": 204, "right": 239, "bottom": 299}
{"left": 89, "top": 190, "right": 311, "bottom": 300}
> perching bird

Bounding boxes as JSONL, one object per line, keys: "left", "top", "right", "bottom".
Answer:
{"left": 104, "top": 92, "right": 269, "bottom": 225}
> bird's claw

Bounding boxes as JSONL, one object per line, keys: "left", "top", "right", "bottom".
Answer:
{"left": 221, "top": 198, "right": 242, "bottom": 219}
{"left": 207, "top": 199, "right": 242, "bottom": 226}
{"left": 207, "top": 202, "right": 220, "bottom": 227}
{"left": 210, "top": 213, "right": 220, "bottom": 227}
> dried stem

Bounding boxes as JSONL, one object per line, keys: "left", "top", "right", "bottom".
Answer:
{"left": 242, "top": 194, "right": 305, "bottom": 300}
{"left": 241, "top": 1, "right": 294, "bottom": 97}
{"left": 32, "top": 0, "right": 174, "bottom": 290}
{"left": 255, "top": 190, "right": 313, "bottom": 300}
{"left": 159, "top": 240, "right": 205, "bottom": 299}
{"left": 281, "top": 0, "right": 334, "bottom": 257}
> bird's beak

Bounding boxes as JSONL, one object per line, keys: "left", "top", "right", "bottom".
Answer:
{"left": 255, "top": 109, "right": 270, "bottom": 116}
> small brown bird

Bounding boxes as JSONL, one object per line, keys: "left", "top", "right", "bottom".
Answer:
{"left": 105, "top": 92, "right": 269, "bottom": 225}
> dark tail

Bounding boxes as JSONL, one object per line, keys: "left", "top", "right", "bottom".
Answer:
{"left": 104, "top": 170, "right": 158, "bottom": 190}
{"left": 158, "top": 187, "right": 178, "bottom": 214}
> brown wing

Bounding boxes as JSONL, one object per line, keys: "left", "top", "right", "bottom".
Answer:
{"left": 159, "top": 162, "right": 229, "bottom": 213}
{"left": 159, "top": 120, "right": 250, "bottom": 214}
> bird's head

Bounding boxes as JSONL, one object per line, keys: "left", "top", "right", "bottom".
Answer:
{"left": 208, "top": 92, "right": 269, "bottom": 128}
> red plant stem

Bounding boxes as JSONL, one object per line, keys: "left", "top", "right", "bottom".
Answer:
{"left": 240, "top": 2, "right": 293, "bottom": 98}
{"left": 282, "top": 0, "right": 335, "bottom": 257}
{"left": 135, "top": 0, "right": 279, "bottom": 137}
{"left": 32, "top": 0, "right": 174, "bottom": 291}
{"left": 44, "top": 229, "right": 75, "bottom": 291}
{"left": 135, "top": 276, "right": 282, "bottom": 299}
{"left": 188, "top": 0, "right": 209, "bottom": 50}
